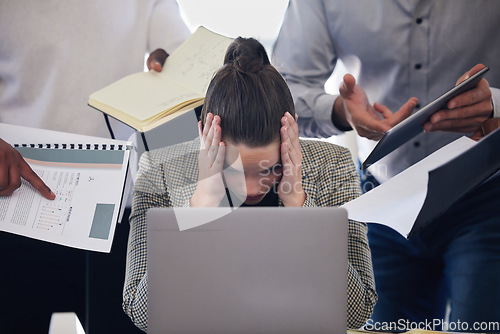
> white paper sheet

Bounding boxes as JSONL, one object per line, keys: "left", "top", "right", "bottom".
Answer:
{"left": 0, "top": 123, "right": 130, "bottom": 252}
{"left": 341, "top": 136, "right": 476, "bottom": 237}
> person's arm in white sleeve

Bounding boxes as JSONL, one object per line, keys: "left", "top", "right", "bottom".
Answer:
{"left": 145, "top": 0, "right": 191, "bottom": 72}
{"left": 272, "top": 0, "right": 342, "bottom": 138}
{"left": 149, "top": 0, "right": 190, "bottom": 54}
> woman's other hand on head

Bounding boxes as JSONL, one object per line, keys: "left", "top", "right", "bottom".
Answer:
{"left": 278, "top": 112, "right": 306, "bottom": 207}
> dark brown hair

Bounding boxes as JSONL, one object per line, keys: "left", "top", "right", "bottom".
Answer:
{"left": 201, "top": 37, "right": 295, "bottom": 147}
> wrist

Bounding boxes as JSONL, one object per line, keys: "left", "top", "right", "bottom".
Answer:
{"left": 281, "top": 190, "right": 306, "bottom": 207}
{"left": 190, "top": 188, "right": 222, "bottom": 207}
{"left": 331, "top": 96, "right": 353, "bottom": 131}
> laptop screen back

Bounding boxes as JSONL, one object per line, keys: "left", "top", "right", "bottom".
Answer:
{"left": 147, "top": 207, "right": 348, "bottom": 334}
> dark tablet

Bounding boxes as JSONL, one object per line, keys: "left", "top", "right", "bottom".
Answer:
{"left": 361, "top": 65, "right": 490, "bottom": 170}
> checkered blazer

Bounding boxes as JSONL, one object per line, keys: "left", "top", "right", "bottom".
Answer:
{"left": 123, "top": 138, "right": 377, "bottom": 331}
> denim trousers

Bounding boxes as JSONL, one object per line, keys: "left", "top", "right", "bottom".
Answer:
{"left": 363, "top": 169, "right": 500, "bottom": 332}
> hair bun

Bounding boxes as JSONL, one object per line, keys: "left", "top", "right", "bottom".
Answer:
{"left": 224, "top": 37, "right": 270, "bottom": 73}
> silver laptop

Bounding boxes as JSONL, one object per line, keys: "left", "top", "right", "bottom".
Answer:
{"left": 147, "top": 207, "right": 348, "bottom": 334}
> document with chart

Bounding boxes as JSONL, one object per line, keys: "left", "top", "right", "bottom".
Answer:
{"left": 0, "top": 123, "right": 131, "bottom": 252}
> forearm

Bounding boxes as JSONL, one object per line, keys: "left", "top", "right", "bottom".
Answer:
{"left": 347, "top": 253, "right": 377, "bottom": 329}
{"left": 316, "top": 145, "right": 376, "bottom": 327}
{"left": 122, "top": 272, "right": 148, "bottom": 332}
{"left": 273, "top": 0, "right": 342, "bottom": 138}
{"left": 122, "top": 199, "right": 150, "bottom": 332}
{"left": 287, "top": 79, "right": 347, "bottom": 138}
{"left": 148, "top": 0, "right": 190, "bottom": 54}
{"left": 123, "top": 163, "right": 171, "bottom": 331}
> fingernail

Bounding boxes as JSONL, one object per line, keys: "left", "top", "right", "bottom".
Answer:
{"left": 448, "top": 101, "right": 456, "bottom": 109}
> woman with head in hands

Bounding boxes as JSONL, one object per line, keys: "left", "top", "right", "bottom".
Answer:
{"left": 123, "top": 36, "right": 377, "bottom": 331}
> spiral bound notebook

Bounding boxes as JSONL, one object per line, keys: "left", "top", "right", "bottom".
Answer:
{"left": 0, "top": 123, "right": 131, "bottom": 252}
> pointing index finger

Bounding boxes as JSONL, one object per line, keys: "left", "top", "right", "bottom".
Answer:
{"left": 19, "top": 158, "right": 55, "bottom": 200}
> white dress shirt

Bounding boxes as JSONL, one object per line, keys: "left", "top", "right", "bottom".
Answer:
{"left": 0, "top": 0, "right": 190, "bottom": 140}
{"left": 273, "top": 0, "right": 500, "bottom": 181}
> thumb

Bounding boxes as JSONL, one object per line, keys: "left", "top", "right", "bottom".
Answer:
{"left": 339, "top": 74, "right": 356, "bottom": 98}
{"left": 390, "top": 97, "right": 418, "bottom": 126}
{"left": 147, "top": 49, "right": 169, "bottom": 72}
{"left": 456, "top": 64, "right": 485, "bottom": 85}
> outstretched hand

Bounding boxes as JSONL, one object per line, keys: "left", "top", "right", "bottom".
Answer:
{"left": 278, "top": 112, "right": 306, "bottom": 207}
{"left": 0, "top": 139, "right": 55, "bottom": 200}
{"left": 337, "top": 74, "right": 418, "bottom": 140}
{"left": 424, "top": 64, "right": 493, "bottom": 133}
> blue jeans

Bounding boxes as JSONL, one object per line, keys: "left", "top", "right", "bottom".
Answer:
{"left": 363, "top": 169, "right": 500, "bottom": 332}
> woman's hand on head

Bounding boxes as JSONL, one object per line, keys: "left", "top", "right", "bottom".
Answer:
{"left": 278, "top": 112, "right": 306, "bottom": 207}
{"left": 190, "top": 113, "right": 227, "bottom": 207}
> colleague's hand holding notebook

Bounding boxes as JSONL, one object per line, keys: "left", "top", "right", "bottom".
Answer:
{"left": 88, "top": 26, "right": 233, "bottom": 133}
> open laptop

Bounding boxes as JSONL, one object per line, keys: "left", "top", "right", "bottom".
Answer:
{"left": 147, "top": 207, "right": 348, "bottom": 334}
